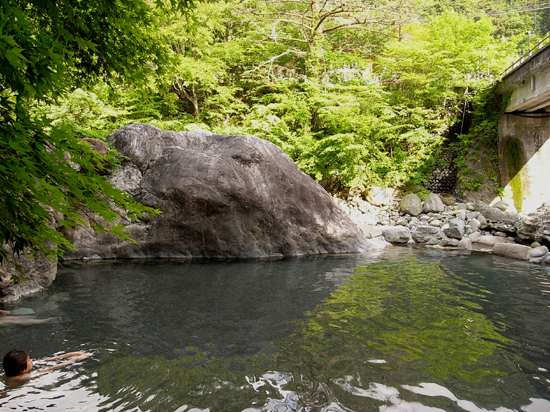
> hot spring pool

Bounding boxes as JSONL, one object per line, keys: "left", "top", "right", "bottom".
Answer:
{"left": 0, "top": 247, "right": 549, "bottom": 411}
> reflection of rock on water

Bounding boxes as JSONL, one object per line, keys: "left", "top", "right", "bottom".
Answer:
{"left": 323, "top": 268, "right": 355, "bottom": 287}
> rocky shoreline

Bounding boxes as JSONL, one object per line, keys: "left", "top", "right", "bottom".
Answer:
{"left": 3, "top": 123, "right": 550, "bottom": 303}
{"left": 336, "top": 188, "right": 550, "bottom": 265}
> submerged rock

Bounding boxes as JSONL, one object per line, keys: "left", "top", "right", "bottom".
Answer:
{"left": 65, "top": 123, "right": 372, "bottom": 259}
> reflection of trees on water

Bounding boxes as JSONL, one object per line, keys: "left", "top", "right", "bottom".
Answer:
{"left": 274, "top": 258, "right": 536, "bottom": 411}
{"left": 93, "top": 258, "right": 544, "bottom": 412}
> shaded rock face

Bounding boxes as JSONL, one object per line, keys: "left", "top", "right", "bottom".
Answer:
{"left": 65, "top": 123, "right": 370, "bottom": 259}
{"left": 0, "top": 246, "right": 57, "bottom": 303}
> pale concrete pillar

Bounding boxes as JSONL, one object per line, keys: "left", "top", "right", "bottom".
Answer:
{"left": 499, "top": 114, "right": 550, "bottom": 213}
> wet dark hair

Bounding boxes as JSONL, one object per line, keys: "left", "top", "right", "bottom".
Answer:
{"left": 3, "top": 349, "right": 29, "bottom": 377}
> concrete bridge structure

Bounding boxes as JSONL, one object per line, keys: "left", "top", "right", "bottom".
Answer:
{"left": 498, "top": 35, "right": 550, "bottom": 213}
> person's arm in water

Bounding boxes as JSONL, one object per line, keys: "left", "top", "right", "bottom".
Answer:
{"left": 43, "top": 352, "right": 89, "bottom": 362}
{"left": 32, "top": 352, "right": 89, "bottom": 377}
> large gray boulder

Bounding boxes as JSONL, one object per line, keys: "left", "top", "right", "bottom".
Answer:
{"left": 64, "top": 123, "right": 372, "bottom": 259}
{"left": 0, "top": 246, "right": 57, "bottom": 303}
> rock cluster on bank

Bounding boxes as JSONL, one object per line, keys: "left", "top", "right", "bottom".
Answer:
{"left": 335, "top": 189, "right": 550, "bottom": 265}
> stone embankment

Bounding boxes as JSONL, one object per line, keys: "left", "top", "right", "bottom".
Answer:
{"left": 336, "top": 188, "right": 550, "bottom": 265}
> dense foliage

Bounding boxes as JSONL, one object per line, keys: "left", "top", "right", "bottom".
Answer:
{"left": 3, "top": 0, "right": 547, "bottom": 258}
{"left": 0, "top": 0, "right": 194, "bottom": 262}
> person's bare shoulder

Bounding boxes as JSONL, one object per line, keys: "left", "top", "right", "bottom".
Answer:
{"left": 2, "top": 373, "right": 32, "bottom": 387}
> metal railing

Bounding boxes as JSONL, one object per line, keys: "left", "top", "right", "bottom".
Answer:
{"left": 502, "top": 33, "right": 550, "bottom": 77}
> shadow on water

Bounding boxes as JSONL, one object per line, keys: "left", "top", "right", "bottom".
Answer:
{"left": 1, "top": 248, "right": 550, "bottom": 411}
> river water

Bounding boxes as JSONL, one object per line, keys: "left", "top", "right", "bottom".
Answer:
{"left": 0, "top": 247, "right": 549, "bottom": 411}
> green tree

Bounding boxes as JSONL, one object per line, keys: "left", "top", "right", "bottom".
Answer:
{"left": 239, "top": 0, "right": 424, "bottom": 80}
{"left": 161, "top": 2, "right": 248, "bottom": 121}
{"left": 381, "top": 12, "right": 510, "bottom": 109}
{"left": 0, "top": 0, "right": 193, "bottom": 262}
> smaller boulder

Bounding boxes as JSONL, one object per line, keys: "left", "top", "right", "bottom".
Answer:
{"left": 423, "top": 193, "right": 445, "bottom": 213}
{"left": 412, "top": 226, "right": 445, "bottom": 244}
{"left": 458, "top": 237, "right": 472, "bottom": 250}
{"left": 529, "top": 246, "right": 548, "bottom": 258}
{"left": 356, "top": 224, "right": 383, "bottom": 239}
{"left": 477, "top": 214, "right": 488, "bottom": 228}
{"left": 469, "top": 218, "right": 481, "bottom": 232}
{"left": 444, "top": 238, "right": 460, "bottom": 247}
{"left": 381, "top": 226, "right": 411, "bottom": 244}
{"left": 492, "top": 200, "right": 510, "bottom": 212}
{"left": 82, "top": 138, "right": 109, "bottom": 156}
{"left": 399, "top": 194, "right": 422, "bottom": 216}
{"left": 493, "top": 243, "right": 531, "bottom": 261}
{"left": 444, "top": 218, "right": 465, "bottom": 240}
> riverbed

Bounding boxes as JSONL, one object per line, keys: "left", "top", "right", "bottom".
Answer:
{"left": 0, "top": 247, "right": 549, "bottom": 411}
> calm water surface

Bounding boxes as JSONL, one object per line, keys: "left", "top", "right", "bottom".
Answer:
{"left": 0, "top": 247, "right": 549, "bottom": 411}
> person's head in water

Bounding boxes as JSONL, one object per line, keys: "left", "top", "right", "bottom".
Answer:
{"left": 3, "top": 349, "right": 32, "bottom": 376}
